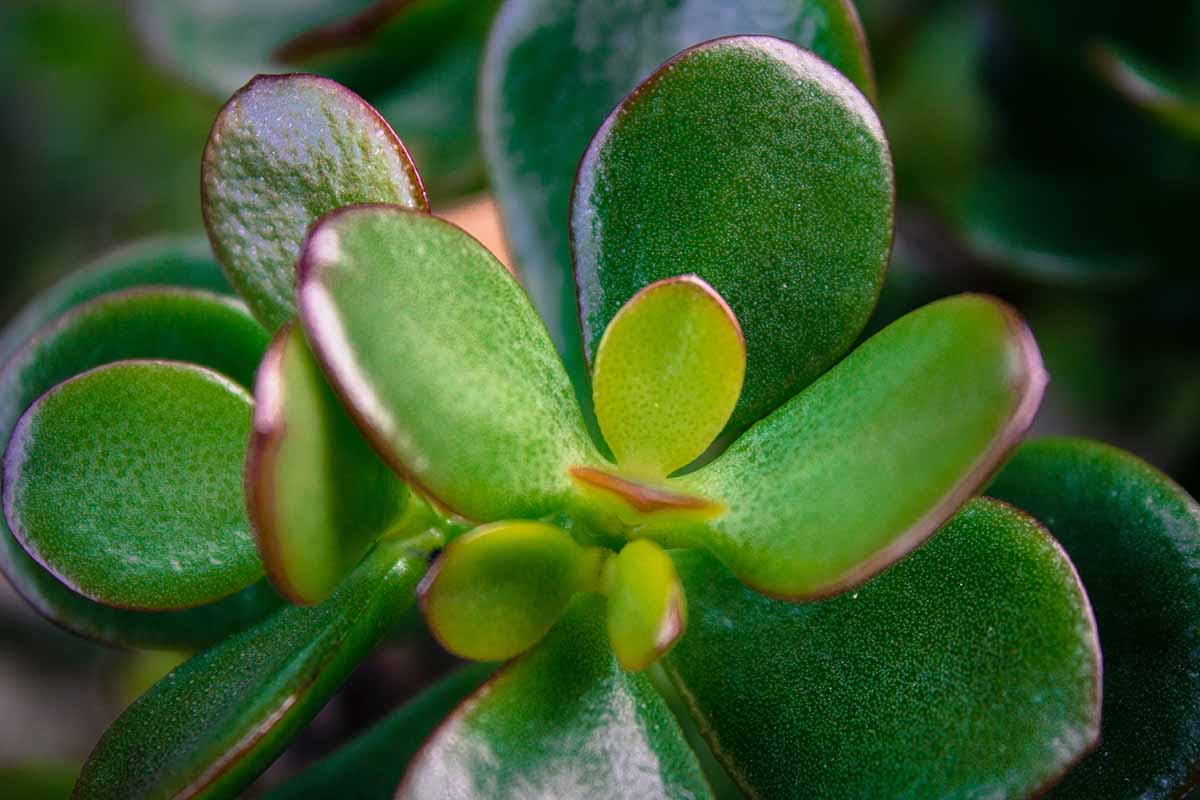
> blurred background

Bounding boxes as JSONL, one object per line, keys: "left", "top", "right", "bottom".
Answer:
{"left": 0, "top": 0, "right": 1196, "bottom": 793}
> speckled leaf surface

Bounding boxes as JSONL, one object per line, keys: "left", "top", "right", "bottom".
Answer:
{"left": 397, "top": 595, "right": 713, "bottom": 800}
{"left": 73, "top": 538, "right": 428, "bottom": 800}
{"left": 263, "top": 663, "right": 495, "bottom": 800}
{"left": 989, "top": 438, "right": 1200, "bottom": 799}
{"left": 573, "top": 36, "right": 893, "bottom": 432}
{"left": 247, "top": 323, "right": 409, "bottom": 605}
{"left": 298, "top": 206, "right": 599, "bottom": 521}
{"left": 4, "top": 361, "right": 260, "bottom": 610}
{"left": 0, "top": 288, "right": 276, "bottom": 646}
{"left": 664, "top": 498, "right": 1101, "bottom": 799}
{"left": 202, "top": 73, "right": 427, "bottom": 330}
{"left": 658, "top": 294, "right": 1045, "bottom": 599}
{"left": 482, "top": 0, "right": 875, "bottom": 398}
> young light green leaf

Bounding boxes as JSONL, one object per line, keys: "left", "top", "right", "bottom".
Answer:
{"left": 593, "top": 275, "right": 744, "bottom": 479}
{"left": 4, "top": 361, "right": 260, "bottom": 610}
{"left": 989, "top": 438, "right": 1200, "bottom": 799}
{"left": 0, "top": 288, "right": 276, "bottom": 647}
{"left": 247, "top": 323, "right": 409, "bottom": 605}
{"left": 73, "top": 538, "right": 428, "bottom": 800}
{"left": 664, "top": 498, "right": 1101, "bottom": 799}
{"left": 573, "top": 36, "right": 893, "bottom": 433}
{"left": 482, "top": 0, "right": 876, "bottom": 397}
{"left": 297, "top": 205, "right": 600, "bottom": 521}
{"left": 202, "top": 74, "right": 427, "bottom": 330}
{"left": 419, "top": 521, "right": 604, "bottom": 662}
{"left": 604, "top": 539, "right": 686, "bottom": 672}
{"left": 397, "top": 596, "right": 714, "bottom": 800}
{"left": 656, "top": 294, "right": 1045, "bottom": 599}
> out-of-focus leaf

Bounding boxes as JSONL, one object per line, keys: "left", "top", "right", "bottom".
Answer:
{"left": 0, "top": 764, "right": 78, "bottom": 799}
{"left": 1092, "top": 42, "right": 1200, "bottom": 142}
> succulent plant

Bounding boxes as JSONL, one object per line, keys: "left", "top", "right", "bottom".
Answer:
{"left": 1, "top": 3, "right": 1199, "bottom": 800}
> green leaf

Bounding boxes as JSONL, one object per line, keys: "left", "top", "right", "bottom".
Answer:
{"left": 658, "top": 294, "right": 1045, "bottom": 599}
{"left": 1092, "top": 42, "right": 1200, "bottom": 142}
{"left": 604, "top": 539, "right": 686, "bottom": 672}
{"left": 419, "top": 521, "right": 604, "bottom": 661}
{"left": 73, "top": 537, "right": 429, "bottom": 800}
{"left": 481, "top": 0, "right": 876, "bottom": 401}
{"left": 0, "top": 287, "right": 276, "bottom": 647}
{"left": 573, "top": 35, "right": 893, "bottom": 432}
{"left": 247, "top": 323, "right": 409, "bottom": 605}
{"left": 663, "top": 498, "right": 1101, "bottom": 799}
{"left": 4, "top": 361, "right": 261, "bottom": 610}
{"left": 202, "top": 73, "right": 428, "bottom": 330}
{"left": 263, "top": 663, "right": 495, "bottom": 800}
{"left": 297, "top": 205, "right": 599, "bottom": 521}
{"left": 0, "top": 764, "right": 79, "bottom": 799}
{"left": 592, "top": 275, "right": 744, "bottom": 479}
{"left": 988, "top": 438, "right": 1200, "bottom": 799}
{"left": 397, "top": 595, "right": 713, "bottom": 799}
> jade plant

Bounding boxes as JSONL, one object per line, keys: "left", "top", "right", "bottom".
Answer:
{"left": 1, "top": 4, "right": 1199, "bottom": 799}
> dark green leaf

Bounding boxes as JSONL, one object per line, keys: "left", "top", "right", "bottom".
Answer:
{"left": 73, "top": 537, "right": 429, "bottom": 800}
{"left": 397, "top": 595, "right": 713, "bottom": 799}
{"left": 481, "top": 0, "right": 876, "bottom": 400}
{"left": 573, "top": 35, "right": 893, "bottom": 432}
{"left": 4, "top": 361, "right": 260, "bottom": 610}
{"left": 664, "top": 498, "right": 1101, "bottom": 799}
{"left": 1092, "top": 42, "right": 1200, "bottom": 142}
{"left": 0, "top": 764, "right": 79, "bottom": 799}
{"left": 202, "top": 73, "right": 427, "bottom": 329}
{"left": 988, "top": 437, "right": 1200, "bottom": 799}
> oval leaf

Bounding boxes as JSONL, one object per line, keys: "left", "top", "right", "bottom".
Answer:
{"left": 604, "top": 539, "right": 686, "bottom": 672}
{"left": 4, "top": 361, "right": 260, "bottom": 610}
{"left": 663, "top": 498, "right": 1101, "bottom": 798}
{"left": 573, "top": 35, "right": 894, "bottom": 432}
{"left": 593, "top": 275, "right": 745, "bottom": 478}
{"left": 397, "top": 595, "right": 713, "bottom": 800}
{"left": 248, "top": 323, "right": 409, "bottom": 605}
{"left": 0, "top": 288, "right": 275, "bottom": 647}
{"left": 297, "top": 205, "right": 599, "bottom": 521}
{"left": 419, "top": 521, "right": 603, "bottom": 661}
{"left": 659, "top": 294, "right": 1045, "bottom": 599}
{"left": 202, "top": 73, "right": 427, "bottom": 330}
{"left": 73, "top": 538, "right": 427, "bottom": 800}
{"left": 989, "top": 438, "right": 1200, "bottom": 799}
{"left": 481, "top": 0, "right": 876, "bottom": 395}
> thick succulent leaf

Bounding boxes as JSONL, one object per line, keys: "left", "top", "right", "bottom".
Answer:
{"left": 418, "top": 521, "right": 604, "bottom": 661}
{"left": 573, "top": 36, "right": 893, "bottom": 432}
{"left": 247, "top": 323, "right": 409, "bottom": 605}
{"left": 481, "top": 0, "right": 875, "bottom": 399}
{"left": 297, "top": 205, "right": 599, "bottom": 521}
{"left": 660, "top": 294, "right": 1045, "bottom": 599}
{"left": 202, "top": 73, "right": 427, "bottom": 330}
{"left": 0, "top": 235, "right": 230, "bottom": 365}
{"left": 593, "top": 276, "right": 744, "bottom": 479}
{"left": 605, "top": 539, "right": 686, "bottom": 672}
{"left": 1092, "top": 42, "right": 1200, "bottom": 142}
{"left": 664, "top": 498, "right": 1101, "bottom": 799}
{"left": 0, "top": 287, "right": 276, "bottom": 647}
{"left": 263, "top": 663, "right": 494, "bottom": 800}
{"left": 4, "top": 361, "right": 260, "bottom": 610}
{"left": 73, "top": 537, "right": 428, "bottom": 800}
{"left": 989, "top": 438, "right": 1200, "bottom": 799}
{"left": 397, "top": 595, "right": 713, "bottom": 799}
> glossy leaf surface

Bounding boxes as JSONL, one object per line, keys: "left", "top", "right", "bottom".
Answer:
{"left": 202, "top": 74, "right": 427, "bottom": 329}
{"left": 605, "top": 539, "right": 686, "bottom": 671}
{"left": 593, "top": 276, "right": 744, "bottom": 478}
{"left": 664, "top": 499, "right": 1101, "bottom": 799}
{"left": 662, "top": 294, "right": 1045, "bottom": 598}
{"left": 989, "top": 438, "right": 1200, "bottom": 799}
{"left": 398, "top": 596, "right": 713, "bottom": 800}
{"left": 4, "top": 361, "right": 260, "bottom": 610}
{"left": 419, "top": 521, "right": 603, "bottom": 661}
{"left": 0, "top": 288, "right": 275, "bottom": 647}
{"left": 298, "top": 206, "right": 599, "bottom": 521}
{"left": 482, "top": 0, "right": 876, "bottom": 396}
{"left": 573, "top": 36, "right": 893, "bottom": 432}
{"left": 248, "top": 323, "right": 409, "bottom": 605}
{"left": 74, "top": 538, "right": 427, "bottom": 800}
